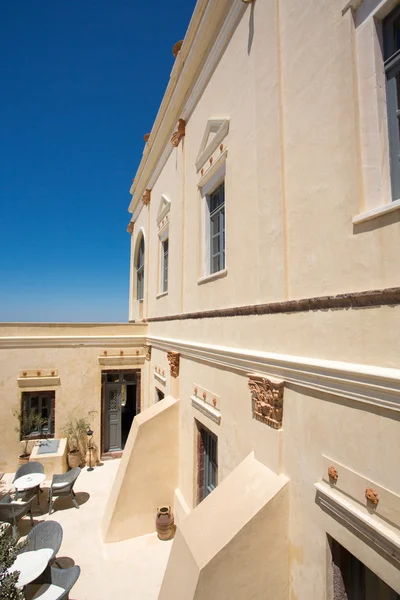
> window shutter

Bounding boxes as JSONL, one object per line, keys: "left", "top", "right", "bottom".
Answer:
{"left": 135, "top": 371, "right": 141, "bottom": 415}
{"left": 21, "top": 394, "right": 29, "bottom": 440}
{"left": 50, "top": 393, "right": 55, "bottom": 436}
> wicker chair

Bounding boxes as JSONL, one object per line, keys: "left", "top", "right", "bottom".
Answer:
{"left": 19, "top": 520, "right": 63, "bottom": 563}
{"left": 13, "top": 461, "right": 45, "bottom": 483}
{"left": 13, "top": 461, "right": 45, "bottom": 501}
{"left": 48, "top": 468, "right": 81, "bottom": 515}
{"left": 25, "top": 565, "right": 80, "bottom": 600}
{"left": 0, "top": 493, "right": 35, "bottom": 536}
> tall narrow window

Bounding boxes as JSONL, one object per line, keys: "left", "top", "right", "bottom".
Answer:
{"left": 162, "top": 238, "right": 169, "bottom": 293}
{"left": 384, "top": 7, "right": 400, "bottom": 200}
{"left": 136, "top": 236, "right": 145, "bottom": 301}
{"left": 208, "top": 182, "right": 225, "bottom": 274}
{"left": 197, "top": 424, "right": 218, "bottom": 503}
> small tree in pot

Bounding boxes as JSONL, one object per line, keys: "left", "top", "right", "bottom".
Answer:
{"left": 14, "top": 411, "right": 46, "bottom": 464}
{"left": 0, "top": 525, "right": 25, "bottom": 599}
{"left": 62, "top": 418, "right": 90, "bottom": 468}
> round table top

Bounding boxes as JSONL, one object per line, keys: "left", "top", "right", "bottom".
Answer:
{"left": 7, "top": 548, "right": 52, "bottom": 587}
{"left": 14, "top": 472, "right": 46, "bottom": 491}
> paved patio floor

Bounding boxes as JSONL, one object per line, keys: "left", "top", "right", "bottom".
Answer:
{"left": 1, "top": 460, "right": 172, "bottom": 600}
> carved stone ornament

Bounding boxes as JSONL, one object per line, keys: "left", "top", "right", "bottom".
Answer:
{"left": 328, "top": 466, "right": 338, "bottom": 481}
{"left": 172, "top": 40, "right": 183, "bottom": 58}
{"left": 142, "top": 189, "right": 151, "bottom": 206}
{"left": 167, "top": 351, "right": 180, "bottom": 378}
{"left": 171, "top": 119, "right": 186, "bottom": 147}
{"left": 247, "top": 374, "right": 284, "bottom": 429}
{"left": 365, "top": 488, "right": 379, "bottom": 505}
{"left": 144, "top": 345, "right": 152, "bottom": 361}
{"left": 127, "top": 221, "right": 134, "bottom": 234}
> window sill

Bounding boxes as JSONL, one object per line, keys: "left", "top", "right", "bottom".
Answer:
{"left": 352, "top": 199, "right": 400, "bottom": 225}
{"left": 156, "top": 291, "right": 168, "bottom": 299}
{"left": 197, "top": 269, "right": 228, "bottom": 286}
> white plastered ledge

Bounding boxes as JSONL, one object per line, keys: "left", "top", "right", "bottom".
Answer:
{"left": 353, "top": 198, "right": 400, "bottom": 224}
{"left": 159, "top": 454, "right": 289, "bottom": 600}
{"left": 315, "top": 482, "right": 400, "bottom": 565}
{"left": 197, "top": 269, "right": 228, "bottom": 286}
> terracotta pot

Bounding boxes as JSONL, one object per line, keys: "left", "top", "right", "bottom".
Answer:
{"left": 18, "top": 455, "right": 30, "bottom": 466}
{"left": 67, "top": 452, "right": 81, "bottom": 469}
{"left": 156, "top": 506, "right": 175, "bottom": 541}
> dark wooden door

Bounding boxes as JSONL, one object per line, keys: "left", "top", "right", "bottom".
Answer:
{"left": 105, "top": 384, "right": 122, "bottom": 451}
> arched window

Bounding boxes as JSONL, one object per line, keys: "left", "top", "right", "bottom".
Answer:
{"left": 136, "top": 236, "right": 145, "bottom": 301}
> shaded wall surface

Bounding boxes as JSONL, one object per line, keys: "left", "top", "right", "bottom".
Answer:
{"left": 159, "top": 454, "right": 289, "bottom": 600}
{"left": 102, "top": 396, "right": 179, "bottom": 542}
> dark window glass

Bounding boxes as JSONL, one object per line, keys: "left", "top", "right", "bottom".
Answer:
{"left": 383, "top": 6, "right": 400, "bottom": 200}
{"left": 162, "top": 238, "right": 169, "bottom": 293}
{"left": 21, "top": 392, "right": 55, "bottom": 438}
{"left": 136, "top": 236, "right": 145, "bottom": 300}
{"left": 208, "top": 182, "right": 225, "bottom": 274}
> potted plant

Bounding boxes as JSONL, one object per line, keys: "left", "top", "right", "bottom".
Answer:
{"left": 62, "top": 418, "right": 90, "bottom": 469}
{"left": 14, "top": 410, "right": 46, "bottom": 465}
{"left": 0, "top": 524, "right": 25, "bottom": 599}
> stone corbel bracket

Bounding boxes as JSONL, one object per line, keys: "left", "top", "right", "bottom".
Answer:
{"left": 167, "top": 351, "right": 180, "bottom": 378}
{"left": 171, "top": 119, "right": 186, "bottom": 147}
{"left": 142, "top": 189, "right": 151, "bottom": 206}
{"left": 144, "top": 345, "right": 152, "bottom": 361}
{"left": 127, "top": 221, "right": 134, "bottom": 234}
{"left": 247, "top": 373, "right": 284, "bottom": 429}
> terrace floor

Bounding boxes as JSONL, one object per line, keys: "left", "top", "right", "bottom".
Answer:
{"left": 1, "top": 460, "right": 173, "bottom": 600}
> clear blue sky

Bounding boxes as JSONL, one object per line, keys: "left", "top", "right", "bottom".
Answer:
{"left": 0, "top": 0, "right": 196, "bottom": 322}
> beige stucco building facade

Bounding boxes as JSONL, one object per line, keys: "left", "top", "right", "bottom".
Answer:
{"left": 1, "top": 0, "right": 400, "bottom": 598}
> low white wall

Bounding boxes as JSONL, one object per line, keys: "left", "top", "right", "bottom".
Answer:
{"left": 101, "top": 396, "right": 179, "bottom": 542}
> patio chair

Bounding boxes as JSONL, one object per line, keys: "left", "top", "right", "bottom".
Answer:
{"left": 13, "top": 461, "right": 45, "bottom": 500}
{"left": 25, "top": 565, "right": 80, "bottom": 600}
{"left": 19, "top": 520, "right": 63, "bottom": 564}
{"left": 48, "top": 468, "right": 81, "bottom": 515}
{"left": 0, "top": 493, "right": 35, "bottom": 536}
{"left": 13, "top": 461, "right": 45, "bottom": 483}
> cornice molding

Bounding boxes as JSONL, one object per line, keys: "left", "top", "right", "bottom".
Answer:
{"left": 147, "top": 336, "right": 400, "bottom": 414}
{"left": 0, "top": 335, "right": 146, "bottom": 349}
{"left": 128, "top": 0, "right": 245, "bottom": 216}
{"left": 146, "top": 287, "right": 400, "bottom": 322}
{"left": 342, "top": 0, "right": 365, "bottom": 15}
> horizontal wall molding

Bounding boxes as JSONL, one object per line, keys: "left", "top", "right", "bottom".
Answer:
{"left": 315, "top": 482, "right": 400, "bottom": 566}
{"left": 0, "top": 335, "right": 146, "bottom": 349}
{"left": 145, "top": 287, "right": 400, "bottom": 322}
{"left": 148, "top": 336, "right": 400, "bottom": 414}
{"left": 191, "top": 395, "right": 221, "bottom": 424}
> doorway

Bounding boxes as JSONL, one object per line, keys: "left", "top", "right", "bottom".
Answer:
{"left": 330, "top": 537, "right": 400, "bottom": 599}
{"left": 101, "top": 370, "right": 141, "bottom": 453}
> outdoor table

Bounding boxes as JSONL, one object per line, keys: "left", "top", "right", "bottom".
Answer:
{"left": 14, "top": 473, "right": 46, "bottom": 507}
{"left": 7, "top": 548, "right": 52, "bottom": 587}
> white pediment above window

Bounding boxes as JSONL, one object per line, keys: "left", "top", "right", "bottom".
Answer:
{"left": 196, "top": 118, "right": 229, "bottom": 172}
{"left": 156, "top": 195, "right": 171, "bottom": 226}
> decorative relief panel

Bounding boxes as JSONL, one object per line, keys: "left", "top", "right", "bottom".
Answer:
{"left": 144, "top": 345, "right": 151, "bottom": 361}
{"left": 167, "top": 351, "right": 180, "bottom": 378}
{"left": 142, "top": 189, "right": 151, "bottom": 206}
{"left": 247, "top": 374, "right": 284, "bottom": 429}
{"left": 170, "top": 118, "right": 186, "bottom": 147}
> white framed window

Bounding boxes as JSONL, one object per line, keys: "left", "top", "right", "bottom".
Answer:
{"left": 161, "top": 237, "right": 169, "bottom": 293}
{"left": 208, "top": 182, "right": 225, "bottom": 274}
{"left": 352, "top": 0, "right": 400, "bottom": 224}
{"left": 199, "top": 157, "right": 227, "bottom": 281}
{"left": 156, "top": 195, "right": 171, "bottom": 297}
